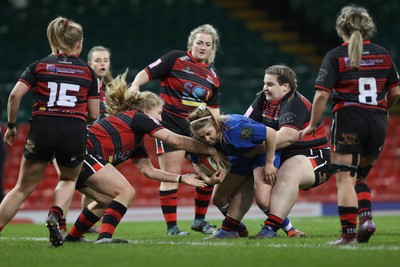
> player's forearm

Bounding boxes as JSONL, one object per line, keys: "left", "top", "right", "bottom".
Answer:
{"left": 180, "top": 136, "right": 217, "bottom": 156}
{"left": 310, "top": 90, "right": 330, "bottom": 127}
{"left": 265, "top": 127, "right": 277, "bottom": 163}
{"left": 387, "top": 86, "right": 400, "bottom": 109}
{"left": 141, "top": 167, "right": 181, "bottom": 183}
{"left": 129, "top": 69, "right": 149, "bottom": 92}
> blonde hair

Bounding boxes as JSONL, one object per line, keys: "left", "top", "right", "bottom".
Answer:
{"left": 188, "top": 106, "right": 228, "bottom": 143}
{"left": 336, "top": 5, "right": 376, "bottom": 69}
{"left": 106, "top": 69, "right": 164, "bottom": 115}
{"left": 47, "top": 16, "right": 83, "bottom": 55}
{"left": 87, "top": 46, "right": 113, "bottom": 85}
{"left": 187, "top": 24, "right": 220, "bottom": 64}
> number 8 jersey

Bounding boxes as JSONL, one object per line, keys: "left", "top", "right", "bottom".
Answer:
{"left": 315, "top": 40, "right": 400, "bottom": 112}
{"left": 18, "top": 53, "right": 100, "bottom": 122}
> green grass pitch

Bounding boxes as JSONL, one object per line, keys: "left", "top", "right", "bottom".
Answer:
{"left": 1, "top": 215, "right": 399, "bottom": 267}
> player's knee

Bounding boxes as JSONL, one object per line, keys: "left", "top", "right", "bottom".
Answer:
{"left": 117, "top": 184, "right": 136, "bottom": 205}
{"left": 126, "top": 186, "right": 136, "bottom": 204}
{"left": 212, "top": 196, "right": 229, "bottom": 209}
{"left": 254, "top": 191, "right": 269, "bottom": 210}
{"left": 255, "top": 201, "right": 269, "bottom": 212}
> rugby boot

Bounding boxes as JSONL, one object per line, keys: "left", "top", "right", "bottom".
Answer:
{"left": 204, "top": 228, "right": 239, "bottom": 239}
{"left": 357, "top": 219, "right": 376, "bottom": 243}
{"left": 287, "top": 229, "right": 307, "bottom": 238}
{"left": 252, "top": 225, "right": 278, "bottom": 239}
{"left": 46, "top": 213, "right": 63, "bottom": 247}
{"left": 167, "top": 225, "right": 190, "bottom": 236}
{"left": 191, "top": 219, "right": 216, "bottom": 234}
{"left": 326, "top": 233, "right": 357, "bottom": 245}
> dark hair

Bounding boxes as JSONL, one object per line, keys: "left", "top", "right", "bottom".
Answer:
{"left": 265, "top": 64, "right": 297, "bottom": 92}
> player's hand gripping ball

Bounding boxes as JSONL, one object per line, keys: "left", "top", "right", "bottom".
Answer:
{"left": 197, "top": 154, "right": 231, "bottom": 177}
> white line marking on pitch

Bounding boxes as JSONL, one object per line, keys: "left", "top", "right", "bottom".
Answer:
{"left": 2, "top": 236, "right": 399, "bottom": 251}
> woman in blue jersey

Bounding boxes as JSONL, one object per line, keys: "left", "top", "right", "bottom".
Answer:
{"left": 301, "top": 5, "right": 400, "bottom": 245}
{"left": 188, "top": 105, "right": 277, "bottom": 238}
{"left": 129, "top": 24, "right": 221, "bottom": 236}
{"left": 0, "top": 17, "right": 100, "bottom": 247}
{"left": 63, "top": 71, "right": 224, "bottom": 244}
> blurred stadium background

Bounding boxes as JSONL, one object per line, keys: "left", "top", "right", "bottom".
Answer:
{"left": 1, "top": 0, "right": 399, "bottom": 216}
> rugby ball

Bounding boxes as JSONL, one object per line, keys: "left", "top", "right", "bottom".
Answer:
{"left": 197, "top": 154, "right": 231, "bottom": 176}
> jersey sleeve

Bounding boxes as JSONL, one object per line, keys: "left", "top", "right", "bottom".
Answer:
{"left": 145, "top": 51, "right": 182, "bottom": 80}
{"left": 278, "top": 97, "right": 308, "bottom": 130}
{"left": 386, "top": 57, "right": 400, "bottom": 88}
{"left": 225, "top": 118, "right": 267, "bottom": 148}
{"left": 130, "top": 112, "right": 164, "bottom": 135}
{"left": 315, "top": 50, "right": 338, "bottom": 93}
{"left": 18, "top": 61, "right": 38, "bottom": 89}
{"left": 204, "top": 64, "right": 221, "bottom": 108}
{"left": 244, "top": 93, "right": 264, "bottom": 122}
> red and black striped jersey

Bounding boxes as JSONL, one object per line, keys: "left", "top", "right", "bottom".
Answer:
{"left": 315, "top": 41, "right": 400, "bottom": 112}
{"left": 245, "top": 91, "right": 329, "bottom": 150}
{"left": 145, "top": 50, "right": 220, "bottom": 118}
{"left": 86, "top": 110, "right": 164, "bottom": 165}
{"left": 19, "top": 53, "right": 100, "bottom": 121}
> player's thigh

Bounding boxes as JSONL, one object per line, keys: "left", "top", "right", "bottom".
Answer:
{"left": 278, "top": 155, "right": 315, "bottom": 188}
{"left": 213, "top": 173, "right": 247, "bottom": 202}
{"left": 16, "top": 157, "right": 48, "bottom": 193}
{"left": 58, "top": 162, "right": 83, "bottom": 182}
{"left": 253, "top": 166, "right": 272, "bottom": 204}
{"left": 85, "top": 164, "right": 134, "bottom": 198}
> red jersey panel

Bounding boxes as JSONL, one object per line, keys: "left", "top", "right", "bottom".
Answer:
{"left": 19, "top": 53, "right": 99, "bottom": 121}
{"left": 246, "top": 91, "right": 329, "bottom": 150}
{"left": 145, "top": 50, "right": 220, "bottom": 118}
{"left": 315, "top": 41, "right": 400, "bottom": 112}
{"left": 86, "top": 110, "right": 164, "bottom": 165}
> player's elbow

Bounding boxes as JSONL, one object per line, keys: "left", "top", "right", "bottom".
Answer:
{"left": 389, "top": 87, "right": 400, "bottom": 100}
{"left": 87, "top": 113, "right": 98, "bottom": 124}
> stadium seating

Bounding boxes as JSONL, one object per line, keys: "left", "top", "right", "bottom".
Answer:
{"left": 0, "top": 0, "right": 310, "bottom": 116}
